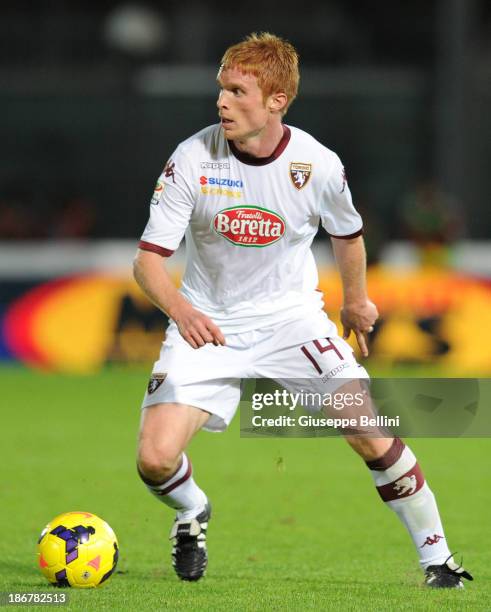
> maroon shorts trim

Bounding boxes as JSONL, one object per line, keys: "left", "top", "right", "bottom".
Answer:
{"left": 138, "top": 240, "right": 175, "bottom": 257}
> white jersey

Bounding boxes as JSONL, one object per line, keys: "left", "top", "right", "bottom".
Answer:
{"left": 140, "top": 124, "right": 363, "bottom": 334}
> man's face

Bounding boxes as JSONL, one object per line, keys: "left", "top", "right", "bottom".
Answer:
{"left": 216, "top": 67, "right": 270, "bottom": 140}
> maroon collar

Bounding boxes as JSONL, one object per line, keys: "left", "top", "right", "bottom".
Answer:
{"left": 228, "top": 125, "right": 291, "bottom": 166}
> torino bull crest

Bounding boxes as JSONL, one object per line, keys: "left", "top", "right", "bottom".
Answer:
{"left": 289, "top": 162, "right": 312, "bottom": 190}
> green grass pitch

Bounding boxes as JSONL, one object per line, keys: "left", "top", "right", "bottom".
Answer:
{"left": 1, "top": 365, "right": 490, "bottom": 611}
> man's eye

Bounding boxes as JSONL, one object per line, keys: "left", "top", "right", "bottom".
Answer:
{"left": 232, "top": 88, "right": 241, "bottom": 95}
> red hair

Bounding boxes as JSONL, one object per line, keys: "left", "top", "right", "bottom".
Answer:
{"left": 220, "top": 32, "right": 299, "bottom": 115}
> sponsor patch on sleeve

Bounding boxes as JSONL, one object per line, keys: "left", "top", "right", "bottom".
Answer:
{"left": 150, "top": 181, "right": 165, "bottom": 205}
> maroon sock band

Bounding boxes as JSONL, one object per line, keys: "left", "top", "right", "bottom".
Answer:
{"left": 376, "top": 463, "right": 425, "bottom": 501}
{"left": 158, "top": 460, "right": 193, "bottom": 496}
{"left": 137, "top": 464, "right": 168, "bottom": 487}
{"left": 137, "top": 456, "right": 192, "bottom": 492}
{"left": 365, "top": 437, "right": 405, "bottom": 471}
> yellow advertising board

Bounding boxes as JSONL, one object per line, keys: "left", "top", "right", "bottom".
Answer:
{"left": 2, "top": 267, "right": 490, "bottom": 373}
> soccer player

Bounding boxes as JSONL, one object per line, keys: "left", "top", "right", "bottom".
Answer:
{"left": 134, "top": 33, "right": 472, "bottom": 588}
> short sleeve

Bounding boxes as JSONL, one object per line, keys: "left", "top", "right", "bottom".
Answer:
{"left": 139, "top": 145, "right": 196, "bottom": 256}
{"left": 320, "top": 154, "right": 363, "bottom": 239}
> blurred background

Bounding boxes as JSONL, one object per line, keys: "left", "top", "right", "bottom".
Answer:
{"left": 0, "top": 0, "right": 490, "bottom": 375}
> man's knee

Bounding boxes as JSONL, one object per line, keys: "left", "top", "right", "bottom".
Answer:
{"left": 137, "top": 442, "right": 182, "bottom": 483}
{"left": 137, "top": 401, "right": 208, "bottom": 482}
{"left": 344, "top": 435, "right": 394, "bottom": 462}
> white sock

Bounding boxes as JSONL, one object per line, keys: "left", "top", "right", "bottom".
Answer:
{"left": 366, "top": 438, "right": 453, "bottom": 569}
{"left": 139, "top": 454, "right": 207, "bottom": 520}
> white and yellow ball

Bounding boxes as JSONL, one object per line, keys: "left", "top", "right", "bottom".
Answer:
{"left": 37, "top": 511, "right": 118, "bottom": 588}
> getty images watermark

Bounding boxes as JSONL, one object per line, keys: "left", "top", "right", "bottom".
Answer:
{"left": 250, "top": 388, "right": 399, "bottom": 430}
{"left": 240, "top": 378, "right": 489, "bottom": 438}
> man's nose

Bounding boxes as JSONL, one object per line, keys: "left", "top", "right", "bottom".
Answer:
{"left": 217, "top": 90, "right": 228, "bottom": 110}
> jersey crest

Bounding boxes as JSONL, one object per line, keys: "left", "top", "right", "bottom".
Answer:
{"left": 147, "top": 373, "right": 167, "bottom": 394}
{"left": 289, "top": 162, "right": 312, "bottom": 190}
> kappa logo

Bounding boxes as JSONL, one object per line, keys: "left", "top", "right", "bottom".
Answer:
{"left": 341, "top": 167, "right": 347, "bottom": 193}
{"left": 420, "top": 534, "right": 445, "bottom": 548}
{"left": 290, "top": 162, "right": 312, "bottom": 190}
{"left": 393, "top": 475, "right": 417, "bottom": 496}
{"left": 200, "top": 161, "right": 230, "bottom": 169}
{"left": 322, "top": 362, "right": 350, "bottom": 381}
{"left": 163, "top": 160, "right": 176, "bottom": 183}
{"left": 212, "top": 206, "right": 285, "bottom": 247}
{"left": 147, "top": 373, "right": 167, "bottom": 394}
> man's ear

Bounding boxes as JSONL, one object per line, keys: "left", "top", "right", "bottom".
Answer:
{"left": 268, "top": 92, "right": 288, "bottom": 113}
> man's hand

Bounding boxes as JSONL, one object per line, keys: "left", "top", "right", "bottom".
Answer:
{"left": 171, "top": 301, "right": 226, "bottom": 349}
{"left": 340, "top": 299, "right": 378, "bottom": 358}
{"left": 133, "top": 249, "right": 225, "bottom": 350}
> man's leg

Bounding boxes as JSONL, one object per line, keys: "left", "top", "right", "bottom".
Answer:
{"left": 254, "top": 318, "right": 472, "bottom": 587}
{"left": 344, "top": 433, "right": 472, "bottom": 587}
{"left": 137, "top": 402, "right": 211, "bottom": 580}
{"left": 137, "top": 401, "right": 209, "bottom": 517}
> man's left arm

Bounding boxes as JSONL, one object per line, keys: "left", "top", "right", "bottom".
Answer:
{"left": 330, "top": 235, "right": 378, "bottom": 357}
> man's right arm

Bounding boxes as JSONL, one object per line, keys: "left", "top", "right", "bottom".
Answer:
{"left": 133, "top": 249, "right": 225, "bottom": 349}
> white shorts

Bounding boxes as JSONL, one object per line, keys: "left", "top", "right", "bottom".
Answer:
{"left": 142, "top": 311, "right": 369, "bottom": 432}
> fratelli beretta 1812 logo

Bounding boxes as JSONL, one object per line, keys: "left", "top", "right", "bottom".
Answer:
{"left": 212, "top": 205, "right": 285, "bottom": 246}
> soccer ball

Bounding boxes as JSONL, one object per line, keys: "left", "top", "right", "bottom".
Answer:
{"left": 37, "top": 511, "right": 119, "bottom": 588}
